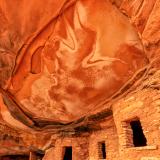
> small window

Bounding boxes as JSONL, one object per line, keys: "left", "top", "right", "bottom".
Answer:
{"left": 98, "top": 141, "right": 106, "bottom": 159}
{"left": 37, "top": 152, "right": 45, "bottom": 160}
{"left": 130, "top": 120, "right": 147, "bottom": 147}
{"left": 63, "top": 146, "right": 72, "bottom": 160}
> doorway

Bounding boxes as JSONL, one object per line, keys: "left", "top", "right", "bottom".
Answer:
{"left": 63, "top": 146, "right": 72, "bottom": 160}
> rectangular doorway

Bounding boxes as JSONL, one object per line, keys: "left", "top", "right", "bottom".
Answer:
{"left": 63, "top": 146, "right": 72, "bottom": 160}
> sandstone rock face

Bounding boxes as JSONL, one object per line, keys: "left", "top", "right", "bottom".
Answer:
{"left": 0, "top": 0, "right": 147, "bottom": 127}
{"left": 0, "top": 0, "right": 160, "bottom": 159}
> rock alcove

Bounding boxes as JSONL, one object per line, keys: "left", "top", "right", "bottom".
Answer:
{"left": 0, "top": 0, "right": 160, "bottom": 159}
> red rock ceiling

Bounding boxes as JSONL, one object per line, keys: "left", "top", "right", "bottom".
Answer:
{"left": 0, "top": 0, "right": 160, "bottom": 157}
{"left": 0, "top": 0, "right": 159, "bottom": 133}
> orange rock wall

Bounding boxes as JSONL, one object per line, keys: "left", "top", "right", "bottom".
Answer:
{"left": 0, "top": 0, "right": 148, "bottom": 128}
{"left": 0, "top": 0, "right": 160, "bottom": 159}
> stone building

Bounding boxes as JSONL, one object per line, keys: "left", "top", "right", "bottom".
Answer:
{"left": 0, "top": 0, "right": 160, "bottom": 160}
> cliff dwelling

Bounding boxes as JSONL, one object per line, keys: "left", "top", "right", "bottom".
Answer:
{"left": 0, "top": 0, "right": 160, "bottom": 160}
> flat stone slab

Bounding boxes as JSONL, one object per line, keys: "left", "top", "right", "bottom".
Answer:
{"left": 141, "top": 157, "right": 160, "bottom": 160}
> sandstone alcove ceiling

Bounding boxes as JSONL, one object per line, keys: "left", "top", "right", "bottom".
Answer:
{"left": 0, "top": 0, "right": 148, "bottom": 130}
{"left": 0, "top": 0, "right": 160, "bottom": 158}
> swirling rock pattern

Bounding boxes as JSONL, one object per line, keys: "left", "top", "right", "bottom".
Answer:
{"left": 0, "top": 0, "right": 160, "bottom": 157}
{"left": 0, "top": 0, "right": 148, "bottom": 128}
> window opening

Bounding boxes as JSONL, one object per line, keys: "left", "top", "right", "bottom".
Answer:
{"left": 130, "top": 120, "right": 147, "bottom": 147}
{"left": 98, "top": 141, "right": 106, "bottom": 159}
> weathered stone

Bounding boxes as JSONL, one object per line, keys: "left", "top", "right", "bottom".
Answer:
{"left": 0, "top": 0, "right": 160, "bottom": 159}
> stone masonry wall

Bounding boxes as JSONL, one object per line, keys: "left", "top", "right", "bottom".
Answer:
{"left": 113, "top": 88, "right": 160, "bottom": 160}
{"left": 43, "top": 116, "right": 119, "bottom": 160}
{"left": 43, "top": 85, "right": 160, "bottom": 160}
{"left": 89, "top": 117, "right": 119, "bottom": 160}
{"left": 52, "top": 136, "right": 89, "bottom": 160}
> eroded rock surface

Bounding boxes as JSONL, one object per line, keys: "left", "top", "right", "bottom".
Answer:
{"left": 0, "top": 0, "right": 147, "bottom": 127}
{"left": 0, "top": 0, "right": 160, "bottom": 157}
